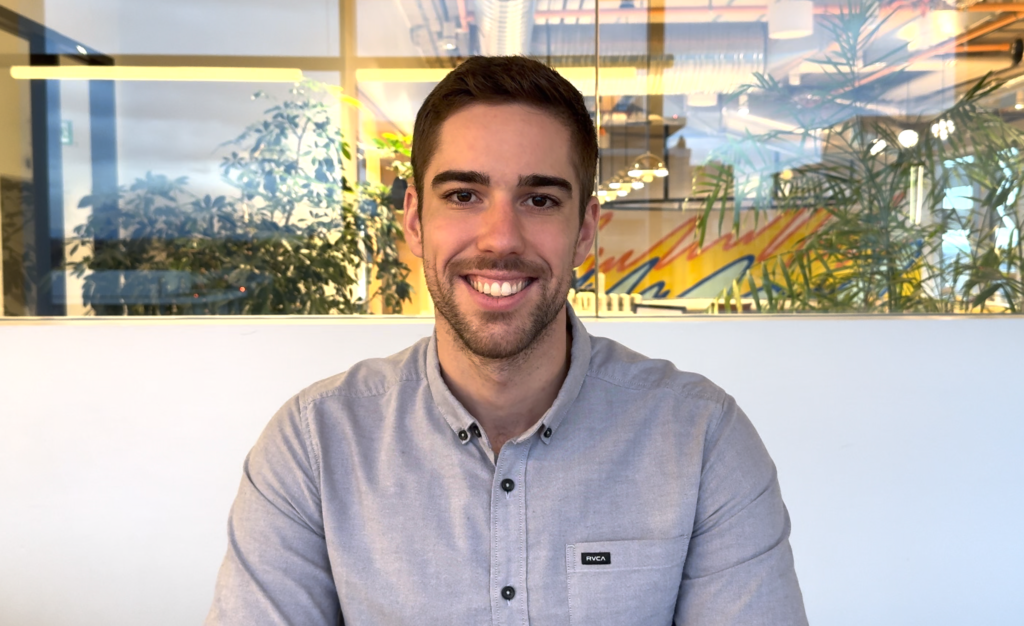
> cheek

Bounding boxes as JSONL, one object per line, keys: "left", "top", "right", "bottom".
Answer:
{"left": 530, "top": 227, "right": 578, "bottom": 271}
{"left": 422, "top": 215, "right": 474, "bottom": 264}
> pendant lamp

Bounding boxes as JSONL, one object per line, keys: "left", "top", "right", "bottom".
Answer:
{"left": 768, "top": 0, "right": 814, "bottom": 40}
{"left": 627, "top": 153, "right": 669, "bottom": 184}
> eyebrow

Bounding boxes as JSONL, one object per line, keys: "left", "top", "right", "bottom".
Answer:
{"left": 518, "top": 174, "right": 573, "bottom": 195}
{"left": 430, "top": 170, "right": 573, "bottom": 195}
{"left": 431, "top": 170, "right": 490, "bottom": 188}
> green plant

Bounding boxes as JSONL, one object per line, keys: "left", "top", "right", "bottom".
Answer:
{"left": 698, "top": 0, "right": 1024, "bottom": 313}
{"left": 71, "top": 83, "right": 411, "bottom": 315}
{"left": 1, "top": 178, "right": 35, "bottom": 315}
{"left": 372, "top": 132, "right": 413, "bottom": 181}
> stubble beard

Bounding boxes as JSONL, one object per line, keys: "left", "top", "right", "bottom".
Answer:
{"left": 424, "top": 255, "right": 570, "bottom": 362}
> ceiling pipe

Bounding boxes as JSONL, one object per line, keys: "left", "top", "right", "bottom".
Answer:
{"left": 958, "top": 43, "right": 1014, "bottom": 52}
{"left": 536, "top": 5, "right": 831, "bottom": 22}
{"left": 953, "top": 11, "right": 1024, "bottom": 44}
{"left": 910, "top": 52, "right": 1024, "bottom": 111}
{"left": 956, "top": 38, "right": 1024, "bottom": 59}
{"left": 853, "top": 12, "right": 1024, "bottom": 88}
{"left": 540, "top": 2, "right": 1024, "bottom": 24}
{"left": 533, "top": 1, "right": 1019, "bottom": 23}
{"left": 963, "top": 3, "right": 1024, "bottom": 10}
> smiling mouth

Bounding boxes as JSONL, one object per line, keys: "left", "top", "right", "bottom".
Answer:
{"left": 466, "top": 276, "right": 533, "bottom": 298}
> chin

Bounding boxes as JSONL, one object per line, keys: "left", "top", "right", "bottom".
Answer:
{"left": 446, "top": 296, "right": 563, "bottom": 361}
{"left": 462, "top": 317, "right": 541, "bottom": 359}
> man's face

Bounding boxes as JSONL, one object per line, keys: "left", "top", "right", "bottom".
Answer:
{"left": 404, "top": 103, "right": 598, "bottom": 360}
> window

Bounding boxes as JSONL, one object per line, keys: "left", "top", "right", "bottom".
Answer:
{"left": 1, "top": 0, "right": 1021, "bottom": 316}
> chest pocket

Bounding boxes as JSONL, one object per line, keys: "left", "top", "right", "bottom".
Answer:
{"left": 565, "top": 535, "right": 689, "bottom": 626}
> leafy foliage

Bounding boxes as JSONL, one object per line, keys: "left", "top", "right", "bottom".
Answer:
{"left": 1, "top": 179, "right": 35, "bottom": 315}
{"left": 70, "top": 84, "right": 411, "bottom": 315}
{"left": 698, "top": 0, "right": 1024, "bottom": 313}
{"left": 372, "top": 132, "right": 414, "bottom": 181}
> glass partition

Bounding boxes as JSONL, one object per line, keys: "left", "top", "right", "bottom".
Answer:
{"left": 1, "top": 0, "right": 1021, "bottom": 317}
{"left": 1, "top": 22, "right": 33, "bottom": 316}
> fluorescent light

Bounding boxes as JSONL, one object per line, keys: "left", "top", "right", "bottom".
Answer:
{"left": 76, "top": 45, "right": 87, "bottom": 55}
{"left": 9, "top": 66, "right": 304, "bottom": 82}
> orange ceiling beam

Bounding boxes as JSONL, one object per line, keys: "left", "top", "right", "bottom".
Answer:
{"left": 854, "top": 12, "right": 1024, "bottom": 88}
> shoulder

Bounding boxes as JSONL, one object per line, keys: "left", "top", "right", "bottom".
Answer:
{"left": 585, "top": 334, "right": 726, "bottom": 406}
{"left": 296, "top": 337, "right": 429, "bottom": 409}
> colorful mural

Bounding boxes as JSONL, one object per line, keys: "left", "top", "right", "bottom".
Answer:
{"left": 575, "top": 209, "right": 830, "bottom": 299}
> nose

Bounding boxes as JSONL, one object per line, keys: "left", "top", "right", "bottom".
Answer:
{"left": 476, "top": 194, "right": 526, "bottom": 257}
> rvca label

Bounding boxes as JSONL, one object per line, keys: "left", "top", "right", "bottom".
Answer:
{"left": 581, "top": 552, "right": 611, "bottom": 565}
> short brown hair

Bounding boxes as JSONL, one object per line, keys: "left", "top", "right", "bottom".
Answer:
{"left": 411, "top": 56, "right": 598, "bottom": 224}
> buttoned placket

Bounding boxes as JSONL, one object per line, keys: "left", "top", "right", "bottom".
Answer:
{"left": 423, "top": 308, "right": 591, "bottom": 625}
{"left": 487, "top": 431, "right": 536, "bottom": 626}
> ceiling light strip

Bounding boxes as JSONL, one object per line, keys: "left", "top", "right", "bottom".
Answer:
{"left": 9, "top": 66, "right": 305, "bottom": 82}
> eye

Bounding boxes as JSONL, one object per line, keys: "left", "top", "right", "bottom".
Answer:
{"left": 527, "top": 195, "right": 558, "bottom": 209}
{"left": 444, "top": 190, "right": 477, "bottom": 206}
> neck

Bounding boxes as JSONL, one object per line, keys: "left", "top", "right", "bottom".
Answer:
{"left": 436, "top": 307, "right": 572, "bottom": 455}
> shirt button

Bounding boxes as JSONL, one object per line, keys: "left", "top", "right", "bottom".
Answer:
{"left": 501, "top": 478, "right": 515, "bottom": 492}
{"left": 543, "top": 427, "right": 552, "bottom": 438}
{"left": 458, "top": 429, "right": 469, "bottom": 441}
{"left": 501, "top": 585, "right": 516, "bottom": 600}
{"left": 469, "top": 424, "right": 481, "bottom": 438}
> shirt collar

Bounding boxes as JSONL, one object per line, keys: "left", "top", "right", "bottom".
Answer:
{"left": 424, "top": 304, "right": 591, "bottom": 446}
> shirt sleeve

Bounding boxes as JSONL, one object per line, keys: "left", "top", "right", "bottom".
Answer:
{"left": 674, "top": 393, "right": 808, "bottom": 625}
{"left": 205, "top": 395, "right": 342, "bottom": 626}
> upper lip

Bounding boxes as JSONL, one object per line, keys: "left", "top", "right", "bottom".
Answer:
{"left": 463, "top": 272, "right": 535, "bottom": 280}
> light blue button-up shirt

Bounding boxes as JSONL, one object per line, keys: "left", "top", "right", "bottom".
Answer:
{"left": 207, "top": 309, "right": 807, "bottom": 625}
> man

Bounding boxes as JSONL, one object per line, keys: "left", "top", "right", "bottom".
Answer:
{"left": 206, "top": 56, "right": 807, "bottom": 625}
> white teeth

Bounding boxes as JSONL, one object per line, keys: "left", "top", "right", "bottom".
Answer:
{"left": 469, "top": 277, "right": 529, "bottom": 297}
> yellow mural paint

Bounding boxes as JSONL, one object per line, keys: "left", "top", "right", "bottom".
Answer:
{"left": 576, "top": 208, "right": 830, "bottom": 298}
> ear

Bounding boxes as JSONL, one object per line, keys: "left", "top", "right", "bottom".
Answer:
{"left": 403, "top": 186, "right": 424, "bottom": 258}
{"left": 573, "top": 196, "right": 601, "bottom": 267}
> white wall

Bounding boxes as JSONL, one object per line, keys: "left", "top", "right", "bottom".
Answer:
{"left": 1, "top": 316, "right": 1022, "bottom": 625}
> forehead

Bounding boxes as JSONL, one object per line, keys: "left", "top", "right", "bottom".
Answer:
{"left": 430, "top": 103, "right": 575, "bottom": 184}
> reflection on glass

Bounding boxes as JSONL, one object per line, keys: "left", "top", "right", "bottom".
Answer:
{"left": 593, "top": 0, "right": 1024, "bottom": 315}
{"left": 1, "top": 0, "right": 1021, "bottom": 317}
{"left": 1, "top": 27, "right": 34, "bottom": 316}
